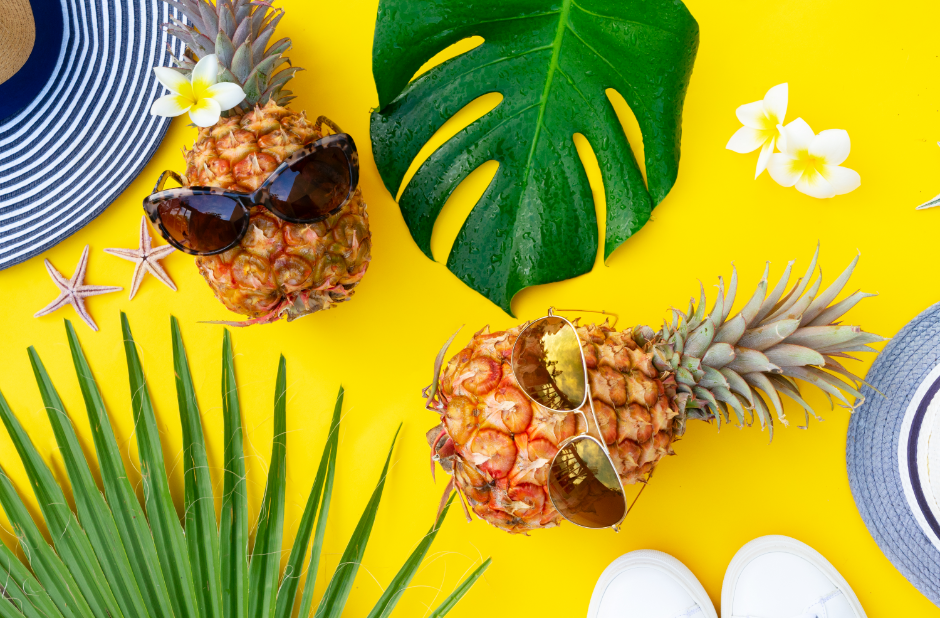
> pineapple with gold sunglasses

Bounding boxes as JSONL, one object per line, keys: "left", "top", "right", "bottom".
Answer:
{"left": 426, "top": 251, "right": 881, "bottom": 535}
{"left": 427, "top": 308, "right": 647, "bottom": 532}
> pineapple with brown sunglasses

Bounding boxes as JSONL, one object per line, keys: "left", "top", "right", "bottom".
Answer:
{"left": 149, "top": 0, "right": 371, "bottom": 325}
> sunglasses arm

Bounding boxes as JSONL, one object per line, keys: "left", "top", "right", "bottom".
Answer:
{"left": 153, "top": 170, "right": 185, "bottom": 193}
{"left": 549, "top": 307, "right": 620, "bottom": 329}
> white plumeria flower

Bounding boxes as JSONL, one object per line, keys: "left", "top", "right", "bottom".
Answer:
{"left": 726, "top": 83, "right": 788, "bottom": 178}
{"left": 768, "top": 118, "right": 861, "bottom": 199}
{"left": 150, "top": 54, "right": 245, "bottom": 127}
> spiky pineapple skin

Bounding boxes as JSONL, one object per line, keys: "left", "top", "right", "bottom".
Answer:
{"left": 429, "top": 323, "right": 679, "bottom": 534}
{"left": 183, "top": 102, "right": 371, "bottom": 322}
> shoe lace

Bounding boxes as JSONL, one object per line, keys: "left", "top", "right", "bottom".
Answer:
{"left": 789, "top": 590, "right": 841, "bottom": 618}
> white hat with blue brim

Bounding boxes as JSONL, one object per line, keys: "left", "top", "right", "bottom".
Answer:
{"left": 0, "top": 0, "right": 184, "bottom": 269}
{"left": 849, "top": 301, "right": 940, "bottom": 605}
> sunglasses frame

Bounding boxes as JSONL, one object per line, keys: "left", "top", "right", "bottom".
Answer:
{"left": 142, "top": 131, "right": 360, "bottom": 256}
{"left": 510, "top": 308, "right": 631, "bottom": 532}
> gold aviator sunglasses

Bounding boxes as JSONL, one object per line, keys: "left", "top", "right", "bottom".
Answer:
{"left": 510, "top": 308, "right": 641, "bottom": 531}
{"left": 427, "top": 309, "right": 647, "bottom": 531}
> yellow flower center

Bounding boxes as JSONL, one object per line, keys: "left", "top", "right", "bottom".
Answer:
{"left": 805, "top": 154, "right": 824, "bottom": 168}
{"left": 190, "top": 73, "right": 212, "bottom": 102}
{"left": 176, "top": 80, "right": 196, "bottom": 105}
{"left": 788, "top": 150, "right": 828, "bottom": 183}
{"left": 758, "top": 111, "right": 779, "bottom": 133}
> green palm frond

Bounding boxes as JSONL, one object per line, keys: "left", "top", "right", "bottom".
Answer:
{"left": 0, "top": 315, "right": 489, "bottom": 618}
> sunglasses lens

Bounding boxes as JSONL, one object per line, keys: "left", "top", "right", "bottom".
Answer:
{"left": 268, "top": 145, "right": 351, "bottom": 221}
{"left": 549, "top": 438, "right": 626, "bottom": 529}
{"left": 157, "top": 195, "right": 248, "bottom": 253}
{"left": 511, "top": 316, "right": 586, "bottom": 411}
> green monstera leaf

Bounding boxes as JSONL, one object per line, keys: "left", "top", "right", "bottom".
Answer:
{"left": 371, "top": 0, "right": 699, "bottom": 314}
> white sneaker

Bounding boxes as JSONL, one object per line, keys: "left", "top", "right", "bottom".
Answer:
{"left": 720, "top": 536, "right": 866, "bottom": 618}
{"left": 587, "top": 550, "right": 718, "bottom": 618}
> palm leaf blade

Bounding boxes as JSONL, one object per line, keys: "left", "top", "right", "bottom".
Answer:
{"left": 220, "top": 330, "right": 249, "bottom": 618}
{"left": 315, "top": 424, "right": 402, "bottom": 618}
{"left": 65, "top": 320, "right": 176, "bottom": 618}
{"left": 0, "top": 595, "right": 26, "bottom": 618}
{"left": 275, "top": 450, "right": 326, "bottom": 618}
{"left": 275, "top": 386, "right": 343, "bottom": 618}
{"left": 0, "top": 376, "right": 124, "bottom": 618}
{"left": 247, "top": 356, "right": 288, "bottom": 618}
{"left": 0, "top": 539, "right": 63, "bottom": 618}
{"left": 0, "top": 543, "right": 59, "bottom": 618}
{"left": 365, "top": 494, "right": 454, "bottom": 618}
{"left": 428, "top": 558, "right": 492, "bottom": 618}
{"left": 121, "top": 314, "right": 201, "bottom": 618}
{"left": 27, "top": 346, "right": 152, "bottom": 618}
{"left": 296, "top": 388, "right": 343, "bottom": 618}
{"left": 0, "top": 514, "right": 67, "bottom": 618}
{"left": 0, "top": 594, "right": 25, "bottom": 618}
{"left": 0, "top": 317, "right": 484, "bottom": 618}
{"left": 171, "top": 317, "right": 223, "bottom": 618}
{"left": 0, "top": 443, "right": 93, "bottom": 618}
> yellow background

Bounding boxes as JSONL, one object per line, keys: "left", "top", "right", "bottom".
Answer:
{"left": 2, "top": 0, "right": 939, "bottom": 615}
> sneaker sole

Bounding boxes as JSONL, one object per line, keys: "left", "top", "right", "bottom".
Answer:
{"left": 587, "top": 549, "right": 718, "bottom": 618}
{"left": 720, "top": 535, "right": 867, "bottom": 617}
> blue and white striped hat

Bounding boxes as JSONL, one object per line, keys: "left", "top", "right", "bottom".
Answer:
{"left": 0, "top": 0, "right": 183, "bottom": 269}
{"left": 848, "top": 301, "right": 940, "bottom": 606}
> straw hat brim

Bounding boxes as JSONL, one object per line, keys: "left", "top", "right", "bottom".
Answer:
{"left": 848, "top": 301, "right": 940, "bottom": 606}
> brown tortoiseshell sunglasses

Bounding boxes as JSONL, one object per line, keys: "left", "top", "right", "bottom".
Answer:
{"left": 143, "top": 131, "right": 359, "bottom": 255}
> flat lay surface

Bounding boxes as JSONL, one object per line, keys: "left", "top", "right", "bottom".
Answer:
{"left": 1, "top": 0, "right": 940, "bottom": 615}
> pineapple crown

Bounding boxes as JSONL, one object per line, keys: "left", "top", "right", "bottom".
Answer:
{"left": 161, "top": 0, "right": 300, "bottom": 110}
{"left": 647, "top": 246, "right": 884, "bottom": 439}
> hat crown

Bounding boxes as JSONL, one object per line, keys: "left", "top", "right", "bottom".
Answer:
{"left": 0, "top": 0, "right": 36, "bottom": 85}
